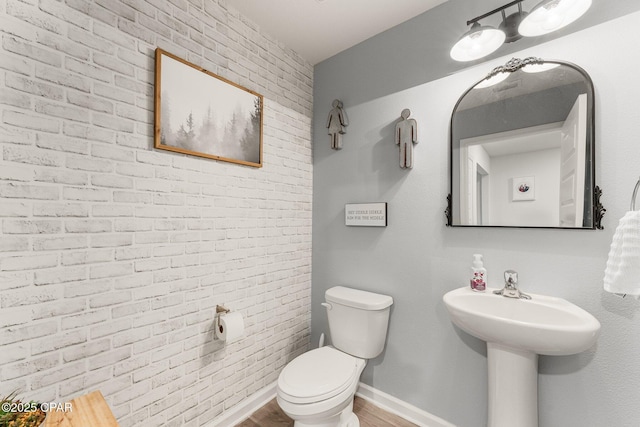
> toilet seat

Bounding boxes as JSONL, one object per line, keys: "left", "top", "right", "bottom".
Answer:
{"left": 277, "top": 346, "right": 362, "bottom": 405}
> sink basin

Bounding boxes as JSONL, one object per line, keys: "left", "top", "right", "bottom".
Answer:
{"left": 443, "top": 286, "right": 600, "bottom": 356}
{"left": 443, "top": 286, "right": 601, "bottom": 427}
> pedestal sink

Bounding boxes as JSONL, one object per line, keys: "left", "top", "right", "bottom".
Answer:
{"left": 443, "top": 287, "right": 600, "bottom": 427}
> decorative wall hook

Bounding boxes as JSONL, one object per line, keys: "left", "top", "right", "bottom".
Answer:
{"left": 327, "top": 99, "right": 348, "bottom": 150}
{"left": 395, "top": 108, "right": 418, "bottom": 169}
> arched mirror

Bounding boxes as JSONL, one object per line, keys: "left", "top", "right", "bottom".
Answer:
{"left": 446, "top": 57, "right": 605, "bottom": 229}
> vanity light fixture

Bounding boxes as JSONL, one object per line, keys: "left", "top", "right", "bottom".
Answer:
{"left": 450, "top": 22, "right": 506, "bottom": 62}
{"left": 475, "top": 57, "right": 558, "bottom": 90}
{"left": 474, "top": 71, "right": 510, "bottom": 88}
{"left": 450, "top": 0, "right": 591, "bottom": 62}
{"left": 519, "top": 0, "right": 592, "bottom": 37}
{"left": 521, "top": 62, "right": 561, "bottom": 73}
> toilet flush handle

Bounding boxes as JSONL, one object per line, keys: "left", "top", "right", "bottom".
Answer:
{"left": 321, "top": 302, "right": 332, "bottom": 310}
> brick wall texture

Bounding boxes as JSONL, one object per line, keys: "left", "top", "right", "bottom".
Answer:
{"left": 0, "top": 0, "right": 313, "bottom": 425}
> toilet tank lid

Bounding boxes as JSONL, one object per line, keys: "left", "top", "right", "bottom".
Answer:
{"left": 325, "top": 286, "right": 393, "bottom": 310}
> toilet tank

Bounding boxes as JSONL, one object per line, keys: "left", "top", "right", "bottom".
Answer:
{"left": 324, "top": 286, "right": 393, "bottom": 359}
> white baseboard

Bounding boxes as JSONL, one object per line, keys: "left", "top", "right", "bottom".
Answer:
{"left": 208, "top": 381, "right": 455, "bottom": 427}
{"left": 210, "top": 382, "right": 277, "bottom": 427}
{"left": 355, "top": 382, "right": 456, "bottom": 427}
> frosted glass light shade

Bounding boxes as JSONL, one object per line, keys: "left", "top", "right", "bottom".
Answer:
{"left": 518, "top": 0, "right": 592, "bottom": 37}
{"left": 475, "top": 71, "right": 510, "bottom": 88}
{"left": 450, "top": 23, "right": 506, "bottom": 62}
{"left": 522, "top": 62, "right": 561, "bottom": 73}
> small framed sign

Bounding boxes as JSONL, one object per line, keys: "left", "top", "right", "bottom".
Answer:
{"left": 345, "top": 203, "right": 387, "bottom": 227}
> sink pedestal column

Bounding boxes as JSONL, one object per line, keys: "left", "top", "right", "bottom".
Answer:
{"left": 487, "top": 343, "right": 538, "bottom": 427}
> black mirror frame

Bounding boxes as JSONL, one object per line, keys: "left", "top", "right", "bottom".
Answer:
{"left": 445, "top": 57, "right": 605, "bottom": 229}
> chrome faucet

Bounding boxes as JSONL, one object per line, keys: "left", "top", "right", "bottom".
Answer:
{"left": 493, "top": 270, "right": 531, "bottom": 300}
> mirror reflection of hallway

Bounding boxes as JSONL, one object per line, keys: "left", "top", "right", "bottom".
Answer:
{"left": 450, "top": 58, "right": 595, "bottom": 228}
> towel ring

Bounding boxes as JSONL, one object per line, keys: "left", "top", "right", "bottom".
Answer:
{"left": 631, "top": 177, "right": 640, "bottom": 211}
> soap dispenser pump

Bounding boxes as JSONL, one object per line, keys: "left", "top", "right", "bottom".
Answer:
{"left": 470, "top": 254, "right": 487, "bottom": 292}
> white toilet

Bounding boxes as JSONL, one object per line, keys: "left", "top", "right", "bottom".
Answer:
{"left": 276, "top": 286, "right": 393, "bottom": 427}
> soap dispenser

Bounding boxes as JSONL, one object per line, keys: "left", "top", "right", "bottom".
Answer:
{"left": 470, "top": 254, "right": 487, "bottom": 292}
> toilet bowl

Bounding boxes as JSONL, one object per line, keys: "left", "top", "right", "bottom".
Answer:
{"left": 276, "top": 286, "right": 393, "bottom": 427}
{"left": 277, "top": 346, "right": 365, "bottom": 427}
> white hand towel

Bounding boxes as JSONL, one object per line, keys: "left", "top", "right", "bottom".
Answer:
{"left": 604, "top": 210, "right": 640, "bottom": 296}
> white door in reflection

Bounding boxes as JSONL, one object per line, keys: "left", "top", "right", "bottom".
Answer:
{"left": 460, "top": 142, "right": 491, "bottom": 225}
{"left": 559, "top": 93, "right": 588, "bottom": 227}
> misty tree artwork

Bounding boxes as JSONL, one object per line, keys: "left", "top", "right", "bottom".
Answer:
{"left": 154, "top": 49, "right": 263, "bottom": 167}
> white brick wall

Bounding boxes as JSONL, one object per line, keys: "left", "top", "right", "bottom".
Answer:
{"left": 0, "top": 0, "right": 313, "bottom": 425}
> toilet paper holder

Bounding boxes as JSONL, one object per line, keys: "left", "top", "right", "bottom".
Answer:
{"left": 216, "top": 305, "right": 230, "bottom": 336}
{"left": 214, "top": 304, "right": 245, "bottom": 342}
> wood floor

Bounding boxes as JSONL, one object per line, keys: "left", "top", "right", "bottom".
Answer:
{"left": 236, "top": 396, "right": 418, "bottom": 427}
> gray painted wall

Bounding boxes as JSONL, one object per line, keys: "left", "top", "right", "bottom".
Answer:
{"left": 312, "top": 4, "right": 640, "bottom": 427}
{"left": 314, "top": 0, "right": 640, "bottom": 107}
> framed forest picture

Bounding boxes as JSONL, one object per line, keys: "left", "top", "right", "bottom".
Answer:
{"left": 154, "top": 48, "right": 263, "bottom": 168}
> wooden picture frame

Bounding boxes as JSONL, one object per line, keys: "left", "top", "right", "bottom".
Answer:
{"left": 154, "top": 48, "right": 263, "bottom": 168}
